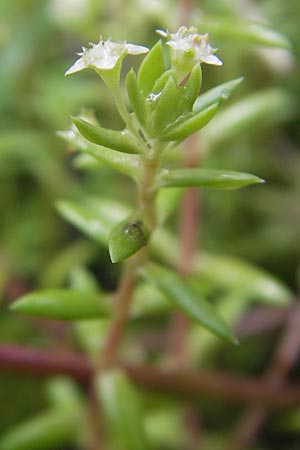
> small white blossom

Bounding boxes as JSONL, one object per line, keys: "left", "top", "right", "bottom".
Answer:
{"left": 65, "top": 37, "right": 149, "bottom": 75}
{"left": 157, "top": 26, "right": 222, "bottom": 66}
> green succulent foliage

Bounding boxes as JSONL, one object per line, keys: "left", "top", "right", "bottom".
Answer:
{"left": 109, "top": 216, "right": 150, "bottom": 263}
{"left": 97, "top": 369, "right": 150, "bottom": 450}
{"left": 72, "top": 116, "right": 144, "bottom": 154}
{"left": 10, "top": 289, "right": 110, "bottom": 321}
{"left": 0, "top": 409, "right": 80, "bottom": 450}
{"left": 158, "top": 168, "right": 264, "bottom": 189}
{"left": 142, "top": 263, "right": 238, "bottom": 344}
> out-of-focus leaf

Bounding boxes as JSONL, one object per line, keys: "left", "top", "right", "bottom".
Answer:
{"left": 156, "top": 187, "right": 185, "bottom": 224}
{"left": 56, "top": 197, "right": 130, "bottom": 247}
{"left": 199, "top": 18, "right": 291, "bottom": 49}
{"left": 196, "top": 253, "right": 293, "bottom": 305}
{"left": 158, "top": 168, "right": 264, "bottom": 189}
{"left": 0, "top": 409, "right": 80, "bottom": 450}
{"left": 109, "top": 217, "right": 150, "bottom": 263}
{"left": 151, "top": 230, "right": 292, "bottom": 305}
{"left": 46, "top": 377, "right": 83, "bottom": 411}
{"left": 96, "top": 369, "right": 150, "bottom": 450}
{"left": 202, "top": 89, "right": 295, "bottom": 149}
{"left": 142, "top": 263, "right": 237, "bottom": 344}
{"left": 11, "top": 289, "right": 110, "bottom": 320}
{"left": 145, "top": 408, "right": 184, "bottom": 449}
{"left": 193, "top": 78, "right": 243, "bottom": 113}
{"left": 69, "top": 265, "right": 99, "bottom": 293}
{"left": 56, "top": 200, "right": 110, "bottom": 245}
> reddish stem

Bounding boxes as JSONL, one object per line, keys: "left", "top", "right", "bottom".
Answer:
{"left": 2, "top": 344, "right": 300, "bottom": 408}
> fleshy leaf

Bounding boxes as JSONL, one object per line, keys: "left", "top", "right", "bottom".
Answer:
{"left": 72, "top": 116, "right": 143, "bottom": 154}
{"left": 56, "top": 200, "right": 111, "bottom": 245}
{"left": 150, "top": 74, "right": 181, "bottom": 136}
{"left": 142, "top": 263, "right": 237, "bottom": 344}
{"left": 161, "top": 103, "right": 218, "bottom": 141}
{"left": 182, "top": 63, "right": 202, "bottom": 110}
{"left": 69, "top": 265, "right": 100, "bottom": 293}
{"left": 96, "top": 369, "right": 150, "bottom": 450}
{"left": 193, "top": 78, "right": 243, "bottom": 113}
{"left": 200, "top": 18, "right": 291, "bottom": 49}
{"left": 159, "top": 168, "right": 264, "bottom": 189}
{"left": 10, "top": 289, "right": 110, "bottom": 320}
{"left": 0, "top": 409, "right": 80, "bottom": 450}
{"left": 126, "top": 68, "right": 147, "bottom": 126}
{"left": 137, "top": 40, "right": 165, "bottom": 96}
{"left": 202, "top": 89, "right": 294, "bottom": 147}
{"left": 109, "top": 217, "right": 150, "bottom": 263}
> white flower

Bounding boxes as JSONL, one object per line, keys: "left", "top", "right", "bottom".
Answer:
{"left": 157, "top": 26, "right": 222, "bottom": 66}
{"left": 65, "top": 37, "right": 149, "bottom": 75}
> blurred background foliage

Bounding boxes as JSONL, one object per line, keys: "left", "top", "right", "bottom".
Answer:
{"left": 0, "top": 0, "right": 299, "bottom": 448}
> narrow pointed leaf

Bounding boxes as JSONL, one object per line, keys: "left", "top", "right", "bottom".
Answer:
{"left": 142, "top": 263, "right": 237, "bottom": 344}
{"left": 201, "top": 18, "right": 291, "bottom": 49}
{"left": 137, "top": 40, "right": 165, "bottom": 96}
{"left": 72, "top": 116, "right": 143, "bottom": 154}
{"left": 183, "top": 64, "right": 202, "bottom": 110}
{"left": 126, "top": 68, "right": 147, "bottom": 126}
{"left": 96, "top": 369, "right": 150, "bottom": 450}
{"left": 56, "top": 200, "right": 110, "bottom": 245}
{"left": 159, "top": 168, "right": 264, "bottom": 189}
{"left": 202, "top": 89, "right": 294, "bottom": 147}
{"left": 193, "top": 78, "right": 243, "bottom": 113}
{"left": 150, "top": 75, "right": 181, "bottom": 136}
{"left": 80, "top": 142, "right": 141, "bottom": 179}
{"left": 69, "top": 265, "right": 99, "bottom": 293}
{"left": 161, "top": 103, "right": 218, "bottom": 141}
{"left": 196, "top": 253, "right": 293, "bottom": 305}
{"left": 10, "top": 289, "right": 110, "bottom": 320}
{"left": 0, "top": 409, "right": 80, "bottom": 450}
{"left": 109, "top": 218, "right": 150, "bottom": 263}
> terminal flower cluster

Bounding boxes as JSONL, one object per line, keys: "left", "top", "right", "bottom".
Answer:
{"left": 157, "top": 26, "right": 222, "bottom": 66}
{"left": 65, "top": 37, "right": 149, "bottom": 75}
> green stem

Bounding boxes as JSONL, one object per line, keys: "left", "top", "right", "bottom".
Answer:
{"left": 98, "top": 145, "right": 162, "bottom": 370}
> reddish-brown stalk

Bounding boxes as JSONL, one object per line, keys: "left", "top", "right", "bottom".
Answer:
{"left": 228, "top": 304, "right": 300, "bottom": 450}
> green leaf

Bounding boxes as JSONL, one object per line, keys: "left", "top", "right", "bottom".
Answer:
{"left": 72, "top": 116, "right": 143, "bottom": 154}
{"left": 96, "top": 369, "right": 150, "bottom": 450}
{"left": 109, "top": 217, "right": 150, "bottom": 263}
{"left": 182, "top": 63, "right": 202, "bottom": 110}
{"left": 161, "top": 103, "right": 218, "bottom": 141}
{"left": 137, "top": 40, "right": 165, "bottom": 96}
{"left": 150, "top": 75, "right": 181, "bottom": 136}
{"left": 46, "top": 378, "right": 83, "bottom": 411}
{"left": 56, "top": 200, "right": 110, "bottom": 245}
{"left": 151, "top": 230, "right": 292, "bottom": 306}
{"left": 56, "top": 197, "right": 130, "bottom": 248}
{"left": 126, "top": 68, "right": 147, "bottom": 126}
{"left": 193, "top": 78, "right": 243, "bottom": 114}
{"left": 158, "top": 168, "right": 264, "bottom": 189}
{"left": 69, "top": 265, "right": 99, "bottom": 293}
{"left": 196, "top": 253, "right": 293, "bottom": 306}
{"left": 202, "top": 89, "right": 295, "bottom": 148}
{"left": 142, "top": 263, "right": 237, "bottom": 344}
{"left": 201, "top": 18, "right": 291, "bottom": 49}
{"left": 81, "top": 143, "right": 141, "bottom": 179}
{"left": 73, "top": 153, "right": 103, "bottom": 171}
{"left": 10, "top": 289, "right": 110, "bottom": 320}
{"left": 0, "top": 409, "right": 79, "bottom": 450}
